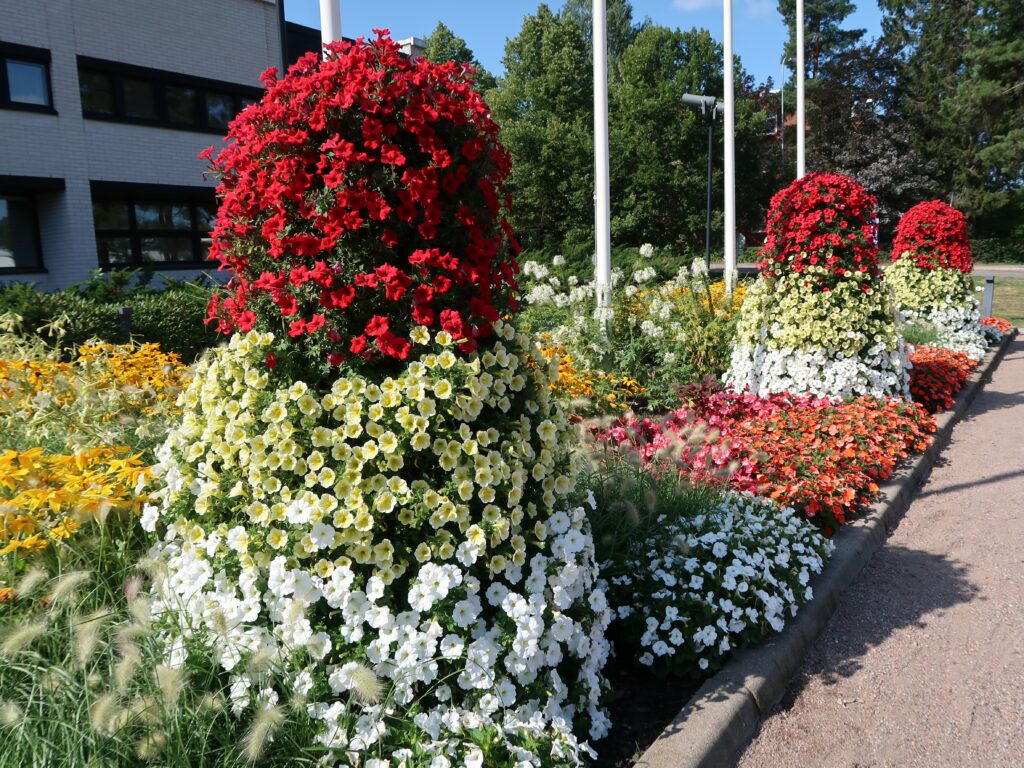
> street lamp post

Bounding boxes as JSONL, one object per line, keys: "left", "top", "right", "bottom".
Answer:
{"left": 682, "top": 94, "right": 724, "bottom": 274}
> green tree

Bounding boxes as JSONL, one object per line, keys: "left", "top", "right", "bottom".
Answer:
{"left": 560, "top": 0, "right": 641, "bottom": 81}
{"left": 778, "top": 0, "right": 865, "bottom": 79}
{"left": 421, "top": 21, "right": 497, "bottom": 92}
{"left": 489, "top": 4, "right": 594, "bottom": 256}
{"left": 609, "top": 25, "right": 772, "bottom": 249}
{"left": 881, "top": 0, "right": 1023, "bottom": 235}
{"left": 947, "top": 0, "right": 1024, "bottom": 234}
{"left": 805, "top": 41, "right": 940, "bottom": 234}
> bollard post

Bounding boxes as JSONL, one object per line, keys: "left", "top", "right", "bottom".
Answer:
{"left": 118, "top": 306, "right": 133, "bottom": 337}
{"left": 983, "top": 276, "right": 995, "bottom": 317}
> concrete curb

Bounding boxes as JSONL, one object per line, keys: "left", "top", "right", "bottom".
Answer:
{"left": 633, "top": 329, "right": 1018, "bottom": 768}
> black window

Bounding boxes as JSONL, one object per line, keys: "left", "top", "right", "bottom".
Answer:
{"left": 0, "top": 195, "right": 43, "bottom": 271}
{"left": 79, "top": 70, "right": 113, "bottom": 113}
{"left": 166, "top": 85, "right": 197, "bottom": 125}
{"left": 77, "top": 56, "right": 260, "bottom": 134}
{"left": 122, "top": 78, "right": 156, "bottom": 119}
{"left": 0, "top": 42, "right": 55, "bottom": 113}
{"left": 91, "top": 184, "right": 216, "bottom": 269}
{"left": 204, "top": 92, "right": 234, "bottom": 130}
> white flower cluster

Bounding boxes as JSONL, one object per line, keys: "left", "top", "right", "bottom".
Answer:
{"left": 726, "top": 272, "right": 910, "bottom": 399}
{"left": 901, "top": 303, "right": 988, "bottom": 361}
{"left": 639, "top": 243, "right": 655, "bottom": 259}
{"left": 605, "top": 493, "right": 832, "bottom": 675}
{"left": 725, "top": 340, "right": 911, "bottom": 399}
{"left": 885, "top": 256, "right": 989, "bottom": 359}
{"left": 143, "top": 324, "right": 611, "bottom": 766}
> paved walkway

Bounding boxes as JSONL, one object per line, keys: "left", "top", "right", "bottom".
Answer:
{"left": 735, "top": 337, "right": 1024, "bottom": 768}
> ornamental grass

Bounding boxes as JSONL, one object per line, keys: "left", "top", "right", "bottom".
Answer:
{"left": 908, "top": 345, "right": 977, "bottom": 413}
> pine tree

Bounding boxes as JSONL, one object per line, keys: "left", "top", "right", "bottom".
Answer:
{"left": 778, "top": 0, "right": 864, "bottom": 79}
{"left": 881, "top": 0, "right": 1023, "bottom": 235}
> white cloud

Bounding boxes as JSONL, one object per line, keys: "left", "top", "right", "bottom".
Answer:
{"left": 672, "top": 0, "right": 719, "bottom": 11}
{"left": 744, "top": 0, "right": 776, "bottom": 18}
{"left": 673, "top": 0, "right": 778, "bottom": 15}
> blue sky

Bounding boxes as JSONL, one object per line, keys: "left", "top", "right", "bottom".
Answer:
{"left": 283, "top": 1, "right": 883, "bottom": 87}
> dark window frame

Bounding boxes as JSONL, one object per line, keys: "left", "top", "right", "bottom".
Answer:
{"left": 90, "top": 182, "right": 216, "bottom": 270}
{"left": 0, "top": 40, "right": 57, "bottom": 115}
{"left": 77, "top": 56, "right": 262, "bottom": 134}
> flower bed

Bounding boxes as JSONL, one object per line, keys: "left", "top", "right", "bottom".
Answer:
{"left": 599, "top": 486, "right": 831, "bottom": 675}
{"left": 0, "top": 447, "right": 150, "bottom": 556}
{"left": 908, "top": 345, "right": 977, "bottom": 413}
{"left": 520, "top": 255, "right": 745, "bottom": 413}
{"left": 597, "top": 386, "right": 935, "bottom": 533}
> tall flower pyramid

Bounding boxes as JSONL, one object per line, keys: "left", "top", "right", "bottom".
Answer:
{"left": 142, "top": 33, "right": 610, "bottom": 766}
{"left": 725, "top": 173, "right": 910, "bottom": 398}
{"left": 886, "top": 200, "right": 987, "bottom": 359}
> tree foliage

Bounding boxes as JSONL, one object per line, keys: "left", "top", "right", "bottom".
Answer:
{"left": 778, "top": 0, "right": 864, "bottom": 79}
{"left": 881, "top": 0, "right": 1024, "bottom": 235}
{"left": 491, "top": 2, "right": 774, "bottom": 265}
{"left": 421, "top": 21, "right": 497, "bottom": 92}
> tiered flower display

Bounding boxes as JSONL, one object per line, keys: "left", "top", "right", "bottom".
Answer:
{"left": 143, "top": 33, "right": 610, "bottom": 766}
{"left": 726, "top": 173, "right": 910, "bottom": 398}
{"left": 887, "top": 201, "right": 988, "bottom": 359}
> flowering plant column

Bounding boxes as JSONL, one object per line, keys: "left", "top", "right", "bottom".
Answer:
{"left": 725, "top": 173, "right": 910, "bottom": 398}
{"left": 886, "top": 200, "right": 987, "bottom": 359}
{"left": 143, "top": 33, "right": 610, "bottom": 767}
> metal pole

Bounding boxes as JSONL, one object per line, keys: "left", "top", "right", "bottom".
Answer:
{"left": 795, "top": 0, "right": 806, "bottom": 178}
{"left": 983, "top": 276, "right": 995, "bottom": 317}
{"left": 705, "top": 114, "right": 714, "bottom": 273}
{"left": 320, "top": 0, "right": 342, "bottom": 53}
{"left": 593, "top": 0, "right": 613, "bottom": 324}
{"left": 723, "top": 0, "right": 736, "bottom": 295}
{"left": 780, "top": 63, "right": 785, "bottom": 178}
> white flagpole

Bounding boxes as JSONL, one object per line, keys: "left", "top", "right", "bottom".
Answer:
{"left": 795, "top": 0, "right": 806, "bottom": 178}
{"left": 723, "top": 0, "right": 736, "bottom": 295}
{"left": 593, "top": 0, "right": 613, "bottom": 327}
{"left": 320, "top": 0, "right": 342, "bottom": 53}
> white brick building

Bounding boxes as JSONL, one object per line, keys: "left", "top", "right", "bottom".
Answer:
{"left": 0, "top": 0, "right": 323, "bottom": 290}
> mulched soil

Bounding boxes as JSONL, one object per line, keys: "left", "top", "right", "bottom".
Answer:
{"left": 589, "top": 660, "right": 701, "bottom": 767}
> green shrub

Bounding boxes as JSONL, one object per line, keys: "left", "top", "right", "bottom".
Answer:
{"left": 0, "top": 273, "right": 218, "bottom": 361}
{"left": 130, "top": 288, "right": 219, "bottom": 361}
{"left": 972, "top": 238, "right": 1024, "bottom": 264}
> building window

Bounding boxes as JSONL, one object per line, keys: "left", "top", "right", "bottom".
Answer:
{"left": 91, "top": 184, "right": 216, "bottom": 268}
{"left": 0, "top": 195, "right": 43, "bottom": 271}
{"left": 77, "top": 56, "right": 261, "bottom": 134}
{"left": 0, "top": 41, "right": 55, "bottom": 113}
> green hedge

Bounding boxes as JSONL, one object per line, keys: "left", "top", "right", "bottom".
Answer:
{"left": 972, "top": 238, "right": 1024, "bottom": 264}
{"left": 0, "top": 273, "right": 220, "bottom": 361}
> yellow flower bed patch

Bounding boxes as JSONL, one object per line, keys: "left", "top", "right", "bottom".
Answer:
{"left": 0, "top": 447, "right": 151, "bottom": 556}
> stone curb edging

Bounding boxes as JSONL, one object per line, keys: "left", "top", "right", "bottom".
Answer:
{"left": 633, "top": 328, "right": 1019, "bottom": 768}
